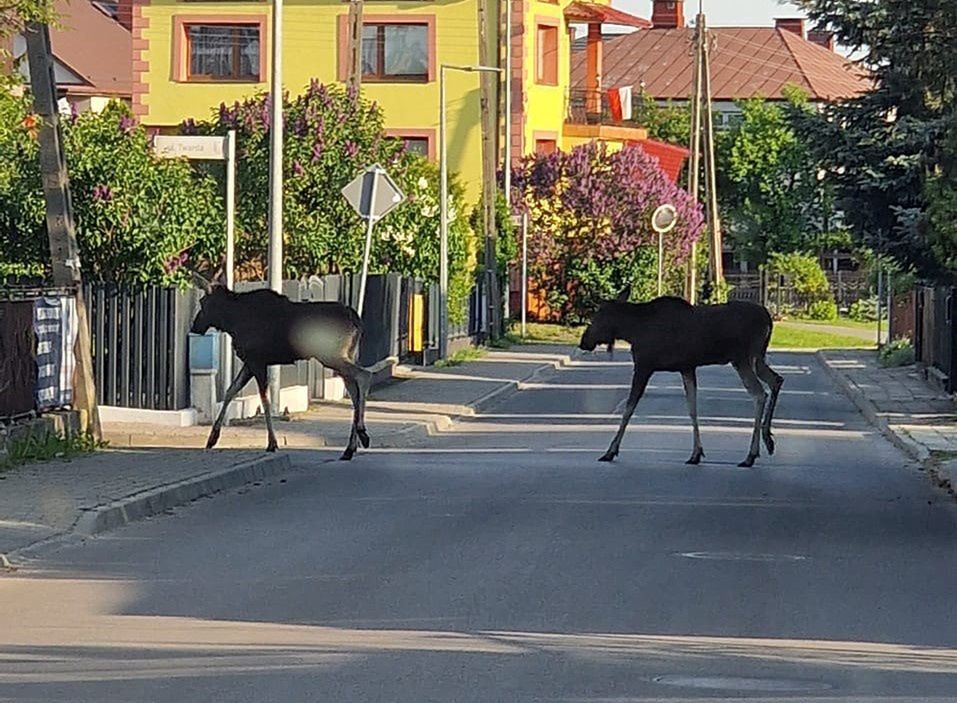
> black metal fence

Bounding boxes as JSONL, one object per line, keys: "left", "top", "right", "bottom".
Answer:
{"left": 84, "top": 284, "right": 199, "bottom": 411}
{"left": 915, "top": 286, "right": 956, "bottom": 393}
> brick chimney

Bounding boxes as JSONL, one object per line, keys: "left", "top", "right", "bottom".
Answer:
{"left": 651, "top": 0, "right": 684, "bottom": 29}
{"left": 115, "top": 0, "right": 133, "bottom": 31}
{"left": 775, "top": 18, "right": 805, "bottom": 37}
{"left": 807, "top": 29, "right": 835, "bottom": 51}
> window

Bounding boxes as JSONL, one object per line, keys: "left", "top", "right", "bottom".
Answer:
{"left": 401, "top": 137, "right": 430, "bottom": 157}
{"left": 186, "top": 24, "right": 261, "bottom": 81}
{"left": 535, "top": 138, "right": 557, "bottom": 155}
{"left": 361, "top": 23, "right": 428, "bottom": 82}
{"left": 536, "top": 24, "right": 558, "bottom": 85}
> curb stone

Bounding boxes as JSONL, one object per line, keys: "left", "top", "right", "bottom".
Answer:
{"left": 2, "top": 453, "right": 291, "bottom": 567}
{"left": 815, "top": 351, "right": 956, "bottom": 498}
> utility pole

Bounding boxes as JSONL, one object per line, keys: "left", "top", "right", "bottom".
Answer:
{"left": 685, "top": 7, "right": 705, "bottom": 304}
{"left": 503, "top": 0, "right": 512, "bottom": 206}
{"left": 700, "top": 14, "right": 724, "bottom": 295}
{"left": 346, "top": 0, "right": 363, "bottom": 93}
{"left": 24, "top": 22, "right": 101, "bottom": 439}
{"left": 477, "top": 0, "right": 501, "bottom": 340}
{"left": 268, "top": 0, "right": 284, "bottom": 409}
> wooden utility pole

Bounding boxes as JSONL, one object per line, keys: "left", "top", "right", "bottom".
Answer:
{"left": 346, "top": 0, "right": 364, "bottom": 93}
{"left": 477, "top": 0, "right": 501, "bottom": 340}
{"left": 24, "top": 22, "right": 101, "bottom": 439}
{"left": 700, "top": 14, "right": 724, "bottom": 293}
{"left": 684, "top": 12, "right": 704, "bottom": 304}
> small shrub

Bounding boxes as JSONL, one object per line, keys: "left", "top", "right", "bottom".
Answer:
{"left": 879, "top": 337, "right": 915, "bottom": 368}
{"left": 807, "top": 299, "right": 839, "bottom": 321}
{"left": 0, "top": 430, "right": 106, "bottom": 471}
{"left": 848, "top": 297, "right": 888, "bottom": 322}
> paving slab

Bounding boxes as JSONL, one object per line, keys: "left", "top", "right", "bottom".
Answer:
{"left": 818, "top": 349, "right": 957, "bottom": 495}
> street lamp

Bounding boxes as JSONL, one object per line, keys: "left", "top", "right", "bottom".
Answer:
{"left": 439, "top": 63, "right": 503, "bottom": 360}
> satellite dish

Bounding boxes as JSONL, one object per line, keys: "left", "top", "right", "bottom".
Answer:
{"left": 651, "top": 204, "right": 678, "bottom": 234}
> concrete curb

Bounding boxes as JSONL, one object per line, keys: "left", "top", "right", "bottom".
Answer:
{"left": 3, "top": 453, "right": 292, "bottom": 566}
{"left": 816, "top": 350, "right": 955, "bottom": 497}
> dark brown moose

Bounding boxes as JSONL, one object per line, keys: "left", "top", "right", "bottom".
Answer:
{"left": 190, "top": 276, "right": 371, "bottom": 460}
{"left": 580, "top": 293, "right": 784, "bottom": 467}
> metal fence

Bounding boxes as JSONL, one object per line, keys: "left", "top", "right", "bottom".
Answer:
{"left": 726, "top": 270, "right": 872, "bottom": 313}
{"left": 915, "top": 286, "right": 956, "bottom": 393}
{"left": 84, "top": 284, "right": 199, "bottom": 411}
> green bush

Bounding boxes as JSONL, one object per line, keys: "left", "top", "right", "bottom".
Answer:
{"left": 769, "top": 252, "right": 837, "bottom": 318}
{"left": 0, "top": 93, "right": 223, "bottom": 286}
{"left": 807, "top": 299, "right": 839, "bottom": 321}
{"left": 879, "top": 337, "right": 915, "bottom": 368}
{"left": 194, "top": 82, "right": 477, "bottom": 318}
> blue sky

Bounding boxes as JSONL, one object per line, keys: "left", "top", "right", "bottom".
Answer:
{"left": 616, "top": 0, "right": 807, "bottom": 28}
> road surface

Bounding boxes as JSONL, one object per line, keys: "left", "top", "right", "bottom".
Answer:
{"left": 2, "top": 351, "right": 956, "bottom": 702}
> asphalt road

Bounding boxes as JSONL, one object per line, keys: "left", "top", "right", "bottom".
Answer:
{"left": 2, "top": 351, "right": 956, "bottom": 702}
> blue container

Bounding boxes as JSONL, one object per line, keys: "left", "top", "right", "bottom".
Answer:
{"left": 189, "top": 332, "right": 220, "bottom": 371}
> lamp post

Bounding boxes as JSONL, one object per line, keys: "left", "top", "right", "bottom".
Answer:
{"left": 439, "top": 63, "right": 503, "bottom": 360}
{"left": 267, "top": 0, "right": 284, "bottom": 410}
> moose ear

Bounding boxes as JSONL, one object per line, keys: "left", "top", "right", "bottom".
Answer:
{"left": 616, "top": 286, "right": 630, "bottom": 302}
{"left": 210, "top": 262, "right": 228, "bottom": 289}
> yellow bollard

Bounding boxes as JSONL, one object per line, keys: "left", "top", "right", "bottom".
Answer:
{"left": 410, "top": 293, "right": 425, "bottom": 353}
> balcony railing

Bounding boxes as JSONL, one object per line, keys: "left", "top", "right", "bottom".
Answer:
{"left": 566, "top": 88, "right": 612, "bottom": 125}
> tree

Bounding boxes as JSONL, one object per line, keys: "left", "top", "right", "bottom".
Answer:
{"left": 195, "top": 81, "right": 478, "bottom": 320}
{"left": 510, "top": 142, "right": 705, "bottom": 323}
{"left": 717, "top": 91, "right": 831, "bottom": 265}
{"left": 0, "top": 0, "right": 54, "bottom": 39}
{"left": 629, "top": 91, "right": 691, "bottom": 146}
{"left": 792, "top": 0, "right": 957, "bottom": 282}
{"left": 0, "top": 94, "right": 224, "bottom": 286}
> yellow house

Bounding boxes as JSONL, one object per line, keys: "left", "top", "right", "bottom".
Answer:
{"left": 126, "top": 0, "right": 651, "bottom": 201}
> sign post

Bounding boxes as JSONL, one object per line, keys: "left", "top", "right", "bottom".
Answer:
{"left": 520, "top": 212, "right": 528, "bottom": 339}
{"left": 342, "top": 165, "right": 405, "bottom": 316}
{"left": 651, "top": 204, "right": 678, "bottom": 298}
{"left": 154, "top": 132, "right": 238, "bottom": 386}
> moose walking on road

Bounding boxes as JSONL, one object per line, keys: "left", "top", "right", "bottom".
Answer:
{"left": 580, "top": 293, "right": 784, "bottom": 467}
{"left": 190, "top": 277, "right": 372, "bottom": 460}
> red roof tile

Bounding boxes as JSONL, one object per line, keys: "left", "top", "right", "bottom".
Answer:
{"left": 51, "top": 0, "right": 131, "bottom": 97}
{"left": 572, "top": 27, "right": 870, "bottom": 102}
{"left": 630, "top": 138, "right": 688, "bottom": 183}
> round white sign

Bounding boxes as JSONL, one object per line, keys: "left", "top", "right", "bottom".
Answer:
{"left": 651, "top": 204, "right": 678, "bottom": 234}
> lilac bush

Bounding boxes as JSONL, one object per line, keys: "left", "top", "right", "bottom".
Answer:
{"left": 511, "top": 142, "right": 705, "bottom": 322}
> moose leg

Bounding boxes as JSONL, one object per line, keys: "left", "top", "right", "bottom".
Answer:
{"left": 206, "top": 364, "right": 253, "bottom": 450}
{"left": 733, "top": 361, "right": 767, "bottom": 468}
{"left": 251, "top": 366, "right": 279, "bottom": 453}
{"left": 600, "top": 367, "right": 652, "bottom": 462}
{"left": 681, "top": 370, "right": 705, "bottom": 465}
{"left": 330, "top": 361, "right": 372, "bottom": 461}
{"left": 755, "top": 357, "right": 784, "bottom": 455}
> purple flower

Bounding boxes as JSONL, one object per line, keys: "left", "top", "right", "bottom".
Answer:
{"left": 69, "top": 101, "right": 79, "bottom": 125}
{"left": 163, "top": 251, "right": 189, "bottom": 275}
{"left": 118, "top": 115, "right": 135, "bottom": 135}
{"left": 181, "top": 118, "right": 197, "bottom": 135}
{"left": 91, "top": 184, "right": 113, "bottom": 202}
{"left": 293, "top": 160, "right": 304, "bottom": 176}
{"left": 311, "top": 141, "right": 323, "bottom": 163}
{"left": 344, "top": 141, "right": 359, "bottom": 158}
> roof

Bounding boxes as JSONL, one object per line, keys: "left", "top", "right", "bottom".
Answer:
{"left": 631, "top": 138, "right": 689, "bottom": 183}
{"left": 564, "top": 2, "right": 651, "bottom": 29}
{"left": 572, "top": 27, "right": 870, "bottom": 102}
{"left": 48, "top": 0, "right": 131, "bottom": 97}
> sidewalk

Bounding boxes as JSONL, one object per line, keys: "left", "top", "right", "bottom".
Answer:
{"left": 1, "top": 344, "right": 578, "bottom": 565}
{"left": 818, "top": 349, "right": 957, "bottom": 495}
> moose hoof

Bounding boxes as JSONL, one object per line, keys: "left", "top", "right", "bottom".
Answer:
{"left": 358, "top": 429, "right": 371, "bottom": 449}
{"left": 764, "top": 434, "right": 776, "bottom": 456}
{"left": 266, "top": 443, "right": 278, "bottom": 453}
{"left": 738, "top": 454, "right": 758, "bottom": 468}
{"left": 598, "top": 452, "right": 617, "bottom": 463}
{"left": 205, "top": 433, "right": 220, "bottom": 450}
{"left": 339, "top": 448, "right": 355, "bottom": 461}
{"left": 686, "top": 450, "right": 705, "bottom": 465}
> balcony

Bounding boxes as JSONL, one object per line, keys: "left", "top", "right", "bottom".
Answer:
{"left": 566, "top": 88, "right": 612, "bottom": 125}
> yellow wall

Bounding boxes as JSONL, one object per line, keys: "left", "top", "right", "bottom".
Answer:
{"left": 522, "top": 1, "right": 570, "bottom": 154}
{"left": 140, "top": 0, "right": 488, "bottom": 202}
